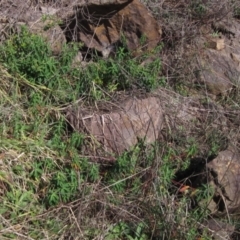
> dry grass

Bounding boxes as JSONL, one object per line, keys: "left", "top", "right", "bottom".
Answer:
{"left": 1, "top": 0, "right": 240, "bottom": 239}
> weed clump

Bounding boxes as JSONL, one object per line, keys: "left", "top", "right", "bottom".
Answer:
{"left": 0, "top": 27, "right": 164, "bottom": 104}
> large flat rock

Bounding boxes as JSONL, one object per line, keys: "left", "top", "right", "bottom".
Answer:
{"left": 66, "top": 97, "right": 163, "bottom": 154}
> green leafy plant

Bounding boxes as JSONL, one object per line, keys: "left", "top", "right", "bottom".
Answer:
{"left": 211, "top": 31, "right": 220, "bottom": 37}
{"left": 106, "top": 222, "right": 148, "bottom": 240}
{"left": 0, "top": 26, "right": 81, "bottom": 104}
{"left": 191, "top": 0, "right": 207, "bottom": 17}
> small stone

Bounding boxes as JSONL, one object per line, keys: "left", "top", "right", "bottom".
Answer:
{"left": 207, "top": 38, "right": 225, "bottom": 50}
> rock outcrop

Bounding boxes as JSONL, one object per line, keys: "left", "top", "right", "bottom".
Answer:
{"left": 197, "top": 20, "right": 240, "bottom": 96}
{"left": 61, "top": 0, "right": 161, "bottom": 57}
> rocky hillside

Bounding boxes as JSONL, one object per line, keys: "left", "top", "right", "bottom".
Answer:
{"left": 1, "top": 0, "right": 240, "bottom": 239}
